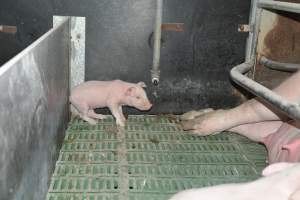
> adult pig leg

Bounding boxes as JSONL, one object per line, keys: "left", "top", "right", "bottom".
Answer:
{"left": 180, "top": 108, "right": 214, "bottom": 121}
{"left": 289, "top": 190, "right": 300, "bottom": 200}
{"left": 229, "top": 121, "right": 283, "bottom": 142}
{"left": 234, "top": 69, "right": 300, "bottom": 121}
{"left": 182, "top": 70, "right": 300, "bottom": 135}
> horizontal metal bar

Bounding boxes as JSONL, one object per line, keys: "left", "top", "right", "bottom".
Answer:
{"left": 230, "top": 61, "right": 300, "bottom": 120}
{"left": 260, "top": 56, "right": 300, "bottom": 72}
{"left": 258, "top": 0, "right": 300, "bottom": 14}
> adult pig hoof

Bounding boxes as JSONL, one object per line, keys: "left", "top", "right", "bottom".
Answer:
{"left": 181, "top": 111, "right": 201, "bottom": 121}
{"left": 180, "top": 120, "right": 196, "bottom": 130}
{"left": 180, "top": 108, "right": 214, "bottom": 121}
{"left": 191, "top": 129, "right": 220, "bottom": 136}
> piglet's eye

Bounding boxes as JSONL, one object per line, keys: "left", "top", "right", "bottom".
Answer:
{"left": 136, "top": 96, "right": 141, "bottom": 99}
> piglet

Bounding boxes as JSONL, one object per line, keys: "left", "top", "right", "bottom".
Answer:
{"left": 70, "top": 80, "right": 152, "bottom": 126}
{"left": 169, "top": 162, "right": 300, "bottom": 200}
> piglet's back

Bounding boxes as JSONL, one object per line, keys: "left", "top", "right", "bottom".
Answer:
{"left": 70, "top": 81, "right": 113, "bottom": 107}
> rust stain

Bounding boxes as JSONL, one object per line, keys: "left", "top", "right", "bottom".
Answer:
{"left": 161, "top": 23, "right": 184, "bottom": 32}
{"left": 255, "top": 0, "right": 300, "bottom": 89}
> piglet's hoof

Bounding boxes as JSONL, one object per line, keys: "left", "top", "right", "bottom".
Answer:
{"left": 94, "top": 114, "right": 107, "bottom": 120}
{"left": 87, "top": 119, "right": 98, "bottom": 125}
{"left": 180, "top": 120, "right": 197, "bottom": 130}
{"left": 180, "top": 108, "right": 214, "bottom": 121}
{"left": 116, "top": 120, "right": 125, "bottom": 127}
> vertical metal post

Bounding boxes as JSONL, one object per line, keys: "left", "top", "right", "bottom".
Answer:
{"left": 54, "top": 16, "right": 86, "bottom": 90}
{"left": 245, "top": 0, "right": 262, "bottom": 62}
{"left": 151, "top": 0, "right": 163, "bottom": 86}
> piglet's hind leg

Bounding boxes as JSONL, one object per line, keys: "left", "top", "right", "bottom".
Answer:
{"left": 82, "top": 115, "right": 97, "bottom": 125}
{"left": 72, "top": 101, "right": 97, "bottom": 125}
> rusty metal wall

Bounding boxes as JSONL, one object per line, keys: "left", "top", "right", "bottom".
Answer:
{"left": 0, "top": 20, "right": 70, "bottom": 200}
{"left": 255, "top": 0, "right": 300, "bottom": 89}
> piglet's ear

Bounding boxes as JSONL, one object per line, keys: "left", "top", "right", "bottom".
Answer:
{"left": 125, "top": 87, "right": 136, "bottom": 96}
{"left": 137, "top": 82, "right": 147, "bottom": 88}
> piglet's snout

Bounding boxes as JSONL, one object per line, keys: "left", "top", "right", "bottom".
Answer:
{"left": 143, "top": 101, "right": 152, "bottom": 110}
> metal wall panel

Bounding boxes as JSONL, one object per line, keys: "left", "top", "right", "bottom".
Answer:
{"left": 0, "top": 20, "right": 70, "bottom": 200}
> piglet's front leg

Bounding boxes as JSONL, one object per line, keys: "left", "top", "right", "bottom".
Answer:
{"left": 119, "top": 106, "right": 126, "bottom": 122}
{"left": 109, "top": 104, "right": 126, "bottom": 127}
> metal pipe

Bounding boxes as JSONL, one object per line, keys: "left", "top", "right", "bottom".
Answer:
{"left": 258, "top": 0, "right": 300, "bottom": 14}
{"left": 246, "top": 0, "right": 261, "bottom": 62}
{"left": 230, "top": 61, "right": 300, "bottom": 120}
{"left": 260, "top": 56, "right": 300, "bottom": 72}
{"left": 151, "top": 0, "right": 163, "bottom": 86}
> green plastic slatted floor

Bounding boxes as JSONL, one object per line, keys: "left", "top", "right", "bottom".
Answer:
{"left": 46, "top": 115, "right": 267, "bottom": 200}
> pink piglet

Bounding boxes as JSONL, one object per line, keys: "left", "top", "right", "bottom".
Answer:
{"left": 70, "top": 80, "right": 152, "bottom": 126}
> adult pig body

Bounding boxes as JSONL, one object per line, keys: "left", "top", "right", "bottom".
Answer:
{"left": 181, "top": 70, "right": 300, "bottom": 136}
{"left": 182, "top": 109, "right": 300, "bottom": 163}
{"left": 181, "top": 70, "right": 300, "bottom": 163}
{"left": 169, "top": 162, "right": 300, "bottom": 200}
{"left": 70, "top": 80, "right": 152, "bottom": 126}
{"left": 263, "top": 122, "right": 300, "bottom": 163}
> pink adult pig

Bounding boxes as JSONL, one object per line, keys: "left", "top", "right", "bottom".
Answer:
{"left": 70, "top": 80, "right": 152, "bottom": 126}
{"left": 169, "top": 162, "right": 300, "bottom": 200}
{"left": 263, "top": 121, "right": 300, "bottom": 163}
{"left": 181, "top": 70, "right": 300, "bottom": 163}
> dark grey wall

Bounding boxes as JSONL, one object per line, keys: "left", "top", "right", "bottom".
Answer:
{"left": 0, "top": 0, "right": 250, "bottom": 114}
